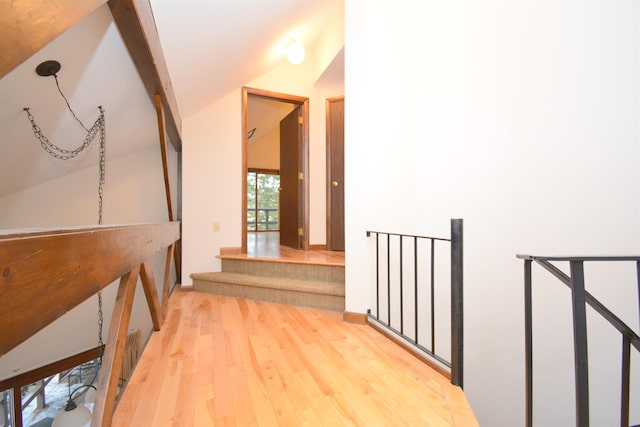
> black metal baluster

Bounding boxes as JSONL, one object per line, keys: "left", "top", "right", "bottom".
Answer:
{"left": 524, "top": 259, "right": 533, "bottom": 427}
{"left": 451, "top": 218, "right": 464, "bottom": 388}
{"left": 400, "top": 235, "right": 404, "bottom": 334}
{"left": 431, "top": 238, "right": 436, "bottom": 355}
{"left": 621, "top": 334, "right": 631, "bottom": 427}
{"left": 569, "top": 260, "right": 589, "bottom": 427}
{"left": 636, "top": 260, "right": 640, "bottom": 336}
{"left": 414, "top": 236, "right": 419, "bottom": 345}
{"left": 375, "top": 232, "right": 380, "bottom": 321}
{"left": 387, "top": 233, "right": 391, "bottom": 326}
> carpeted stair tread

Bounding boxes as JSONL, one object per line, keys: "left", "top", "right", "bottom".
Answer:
{"left": 190, "top": 272, "right": 345, "bottom": 296}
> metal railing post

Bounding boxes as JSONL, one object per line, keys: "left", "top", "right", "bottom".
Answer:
{"left": 569, "top": 260, "right": 589, "bottom": 427}
{"left": 451, "top": 218, "right": 464, "bottom": 388}
{"left": 524, "top": 259, "right": 533, "bottom": 427}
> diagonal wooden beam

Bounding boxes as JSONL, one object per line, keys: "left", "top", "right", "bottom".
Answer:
{"left": 162, "top": 243, "right": 176, "bottom": 318}
{"left": 108, "top": 0, "right": 182, "bottom": 150}
{"left": 155, "top": 94, "right": 182, "bottom": 278}
{"left": 91, "top": 265, "right": 140, "bottom": 427}
{"left": 139, "top": 260, "right": 163, "bottom": 330}
{"left": 0, "top": 0, "right": 107, "bottom": 79}
{"left": 0, "top": 222, "right": 180, "bottom": 356}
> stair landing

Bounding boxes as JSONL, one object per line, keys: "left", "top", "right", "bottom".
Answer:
{"left": 191, "top": 244, "right": 345, "bottom": 311}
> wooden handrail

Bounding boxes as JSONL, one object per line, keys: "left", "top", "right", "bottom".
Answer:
{"left": 0, "top": 222, "right": 179, "bottom": 356}
{"left": 1, "top": 222, "right": 179, "bottom": 427}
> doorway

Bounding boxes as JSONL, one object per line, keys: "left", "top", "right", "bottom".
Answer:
{"left": 242, "top": 87, "right": 310, "bottom": 253}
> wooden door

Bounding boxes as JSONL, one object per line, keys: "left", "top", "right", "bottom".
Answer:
{"left": 279, "top": 106, "right": 301, "bottom": 249}
{"left": 327, "top": 97, "right": 345, "bottom": 251}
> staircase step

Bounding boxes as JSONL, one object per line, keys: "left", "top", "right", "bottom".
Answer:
{"left": 191, "top": 272, "right": 345, "bottom": 311}
{"left": 220, "top": 258, "right": 344, "bottom": 283}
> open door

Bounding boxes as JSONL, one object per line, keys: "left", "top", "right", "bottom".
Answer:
{"left": 242, "top": 87, "right": 309, "bottom": 253}
{"left": 326, "top": 97, "right": 345, "bottom": 251}
{"left": 279, "top": 106, "right": 302, "bottom": 249}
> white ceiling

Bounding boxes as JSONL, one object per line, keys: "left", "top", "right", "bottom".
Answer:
{"left": 150, "top": 0, "right": 343, "bottom": 117}
{"left": 0, "top": 5, "right": 157, "bottom": 198}
{"left": 0, "top": 0, "right": 343, "bottom": 199}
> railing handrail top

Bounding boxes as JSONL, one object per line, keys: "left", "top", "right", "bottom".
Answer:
{"left": 366, "top": 230, "right": 451, "bottom": 242}
{"left": 517, "top": 254, "right": 640, "bottom": 262}
{"left": 0, "top": 221, "right": 180, "bottom": 240}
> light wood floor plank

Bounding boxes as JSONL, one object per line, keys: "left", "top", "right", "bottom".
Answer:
{"left": 113, "top": 289, "right": 479, "bottom": 426}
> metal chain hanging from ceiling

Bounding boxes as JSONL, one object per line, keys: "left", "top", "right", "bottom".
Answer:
{"left": 23, "top": 61, "right": 106, "bottom": 360}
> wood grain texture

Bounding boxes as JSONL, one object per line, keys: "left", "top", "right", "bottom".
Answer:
{"left": 112, "top": 290, "right": 479, "bottom": 426}
{"left": 108, "top": 0, "right": 182, "bottom": 149}
{"left": 155, "top": 94, "right": 181, "bottom": 279}
{"left": 140, "top": 260, "right": 163, "bottom": 330}
{"left": 342, "top": 311, "right": 368, "bottom": 325}
{"left": 222, "top": 232, "right": 345, "bottom": 267}
{"left": 161, "top": 243, "right": 175, "bottom": 318}
{"left": 0, "top": 0, "right": 106, "bottom": 78}
{"left": 0, "top": 222, "right": 180, "bottom": 356}
{"left": 0, "top": 347, "right": 102, "bottom": 392}
{"left": 92, "top": 266, "right": 140, "bottom": 427}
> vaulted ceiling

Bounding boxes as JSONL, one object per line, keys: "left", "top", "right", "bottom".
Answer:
{"left": 0, "top": 0, "right": 343, "bottom": 199}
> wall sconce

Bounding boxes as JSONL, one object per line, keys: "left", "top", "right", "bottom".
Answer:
{"left": 286, "top": 39, "right": 305, "bottom": 65}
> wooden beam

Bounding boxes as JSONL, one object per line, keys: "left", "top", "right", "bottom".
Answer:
{"left": 139, "top": 260, "right": 163, "bottom": 330}
{"left": 91, "top": 266, "right": 140, "bottom": 427}
{"left": 12, "top": 387, "right": 23, "bottom": 427}
{"left": 0, "top": 347, "right": 102, "bottom": 391}
{"left": 155, "top": 94, "right": 181, "bottom": 278}
{"left": 0, "top": 222, "right": 180, "bottom": 356}
{"left": 161, "top": 243, "right": 176, "bottom": 318}
{"left": 0, "top": 0, "right": 107, "bottom": 79}
{"left": 155, "top": 94, "right": 174, "bottom": 221}
{"left": 108, "top": 0, "right": 182, "bottom": 150}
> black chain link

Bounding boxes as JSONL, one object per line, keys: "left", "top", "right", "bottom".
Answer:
{"left": 23, "top": 104, "right": 106, "bottom": 361}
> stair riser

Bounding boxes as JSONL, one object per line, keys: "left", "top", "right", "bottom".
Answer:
{"left": 221, "top": 259, "right": 344, "bottom": 282}
{"left": 193, "top": 279, "right": 345, "bottom": 312}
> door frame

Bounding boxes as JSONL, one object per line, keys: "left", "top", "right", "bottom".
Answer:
{"left": 241, "top": 87, "right": 310, "bottom": 253}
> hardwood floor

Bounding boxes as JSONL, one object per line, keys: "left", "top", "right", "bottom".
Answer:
{"left": 112, "top": 289, "right": 478, "bottom": 426}
{"left": 221, "top": 232, "right": 345, "bottom": 267}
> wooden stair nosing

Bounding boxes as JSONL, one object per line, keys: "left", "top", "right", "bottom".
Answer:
{"left": 190, "top": 272, "right": 345, "bottom": 297}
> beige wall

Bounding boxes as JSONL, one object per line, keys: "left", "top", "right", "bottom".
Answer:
{"left": 248, "top": 128, "right": 280, "bottom": 170}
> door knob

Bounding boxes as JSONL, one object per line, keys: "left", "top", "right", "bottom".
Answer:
{"left": 332, "top": 181, "right": 339, "bottom": 187}
{"left": 278, "top": 187, "right": 283, "bottom": 191}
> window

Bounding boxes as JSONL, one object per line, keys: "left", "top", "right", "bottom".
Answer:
{"left": 247, "top": 170, "right": 280, "bottom": 231}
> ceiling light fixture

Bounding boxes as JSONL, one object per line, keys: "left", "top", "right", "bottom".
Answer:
{"left": 24, "top": 61, "right": 106, "bottom": 424}
{"left": 286, "top": 39, "right": 305, "bottom": 65}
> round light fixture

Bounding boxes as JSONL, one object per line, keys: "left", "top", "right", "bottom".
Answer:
{"left": 52, "top": 400, "right": 92, "bottom": 427}
{"left": 35, "top": 60, "right": 61, "bottom": 77}
{"left": 286, "top": 40, "right": 305, "bottom": 65}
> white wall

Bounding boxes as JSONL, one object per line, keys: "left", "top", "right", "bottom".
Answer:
{"left": 181, "top": 44, "right": 344, "bottom": 285}
{"left": 345, "top": 1, "right": 640, "bottom": 426}
{"left": 0, "top": 144, "right": 178, "bottom": 381}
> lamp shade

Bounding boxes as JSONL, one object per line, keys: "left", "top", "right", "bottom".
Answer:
{"left": 286, "top": 40, "right": 305, "bottom": 64}
{"left": 83, "top": 386, "right": 96, "bottom": 405}
{"left": 52, "top": 401, "right": 92, "bottom": 427}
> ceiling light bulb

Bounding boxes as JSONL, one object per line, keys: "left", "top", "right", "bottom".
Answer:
{"left": 286, "top": 40, "right": 305, "bottom": 65}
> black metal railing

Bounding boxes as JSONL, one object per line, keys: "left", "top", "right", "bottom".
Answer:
{"left": 366, "top": 218, "right": 464, "bottom": 387}
{"left": 247, "top": 207, "right": 279, "bottom": 231}
{"left": 518, "top": 254, "right": 640, "bottom": 427}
